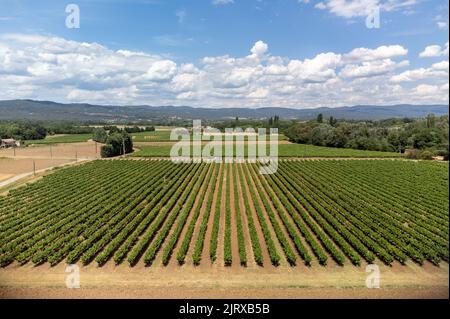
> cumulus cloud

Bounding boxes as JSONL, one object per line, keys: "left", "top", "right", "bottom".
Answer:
{"left": 250, "top": 40, "right": 269, "bottom": 58}
{"left": 0, "top": 33, "right": 448, "bottom": 107}
{"left": 145, "top": 60, "right": 177, "bottom": 81}
{"left": 340, "top": 59, "right": 408, "bottom": 78}
{"left": 344, "top": 45, "right": 408, "bottom": 62}
{"left": 419, "top": 42, "right": 449, "bottom": 58}
{"left": 389, "top": 60, "right": 449, "bottom": 83}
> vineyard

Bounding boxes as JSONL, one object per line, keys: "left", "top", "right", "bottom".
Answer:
{"left": 0, "top": 159, "right": 448, "bottom": 268}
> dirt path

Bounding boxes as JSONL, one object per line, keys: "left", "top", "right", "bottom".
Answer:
{"left": 2, "top": 286, "right": 447, "bottom": 299}
{"left": 0, "top": 261, "right": 447, "bottom": 299}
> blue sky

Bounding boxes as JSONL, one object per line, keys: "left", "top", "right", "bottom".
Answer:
{"left": 0, "top": 0, "right": 448, "bottom": 107}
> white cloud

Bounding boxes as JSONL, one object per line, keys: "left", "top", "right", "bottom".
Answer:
{"left": 340, "top": 59, "right": 408, "bottom": 78}
{"left": 248, "top": 88, "right": 269, "bottom": 99}
{"left": 145, "top": 60, "right": 177, "bottom": 81}
{"left": 414, "top": 84, "right": 440, "bottom": 96}
{"left": 344, "top": 45, "right": 408, "bottom": 62}
{"left": 0, "top": 34, "right": 448, "bottom": 107}
{"left": 419, "top": 42, "right": 449, "bottom": 58}
{"left": 437, "top": 21, "right": 448, "bottom": 30}
{"left": 250, "top": 40, "right": 269, "bottom": 58}
{"left": 432, "top": 60, "right": 449, "bottom": 71}
{"left": 435, "top": 14, "right": 449, "bottom": 30}
{"left": 212, "top": 0, "right": 234, "bottom": 5}
{"left": 390, "top": 65, "right": 448, "bottom": 83}
{"left": 313, "top": 0, "right": 418, "bottom": 19}
{"left": 288, "top": 52, "right": 342, "bottom": 82}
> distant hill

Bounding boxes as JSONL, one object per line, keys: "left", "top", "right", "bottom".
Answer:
{"left": 0, "top": 100, "right": 447, "bottom": 123}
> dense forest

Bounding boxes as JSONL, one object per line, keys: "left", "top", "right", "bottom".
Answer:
{"left": 283, "top": 114, "right": 449, "bottom": 160}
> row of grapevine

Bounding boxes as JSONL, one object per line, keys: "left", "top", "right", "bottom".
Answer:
{"left": 0, "top": 159, "right": 447, "bottom": 267}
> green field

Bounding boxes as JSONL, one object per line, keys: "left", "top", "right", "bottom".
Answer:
{"left": 25, "top": 134, "right": 92, "bottom": 145}
{"left": 133, "top": 143, "right": 403, "bottom": 158}
{"left": 132, "top": 131, "right": 288, "bottom": 142}
{"left": 0, "top": 159, "right": 447, "bottom": 267}
{"left": 131, "top": 131, "right": 172, "bottom": 142}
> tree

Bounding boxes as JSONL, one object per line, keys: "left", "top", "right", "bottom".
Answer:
{"left": 426, "top": 113, "right": 436, "bottom": 129}
{"left": 100, "top": 131, "right": 133, "bottom": 158}
{"left": 317, "top": 113, "right": 323, "bottom": 123}
{"left": 329, "top": 116, "right": 337, "bottom": 126}
{"left": 92, "top": 128, "right": 108, "bottom": 143}
{"left": 274, "top": 115, "right": 279, "bottom": 125}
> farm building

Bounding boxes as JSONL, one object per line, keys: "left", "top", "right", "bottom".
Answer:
{"left": 0, "top": 138, "right": 21, "bottom": 148}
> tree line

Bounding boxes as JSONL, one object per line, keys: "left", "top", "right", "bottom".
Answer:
{"left": 0, "top": 121, "right": 94, "bottom": 140}
{"left": 284, "top": 113, "right": 449, "bottom": 160}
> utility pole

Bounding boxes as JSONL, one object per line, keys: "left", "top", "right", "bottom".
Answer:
{"left": 33, "top": 160, "right": 36, "bottom": 176}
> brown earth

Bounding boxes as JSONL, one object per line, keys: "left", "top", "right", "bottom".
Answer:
{"left": 0, "top": 261, "right": 447, "bottom": 299}
{"left": 0, "top": 141, "right": 101, "bottom": 160}
{"left": 0, "top": 158, "right": 73, "bottom": 176}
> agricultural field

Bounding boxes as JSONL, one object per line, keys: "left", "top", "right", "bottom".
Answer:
{"left": 132, "top": 130, "right": 289, "bottom": 143}
{"left": 0, "top": 159, "right": 446, "bottom": 269}
{"left": 132, "top": 143, "right": 403, "bottom": 158}
{"left": 0, "top": 141, "right": 101, "bottom": 160}
{"left": 131, "top": 130, "right": 172, "bottom": 142}
{"left": 24, "top": 134, "right": 92, "bottom": 145}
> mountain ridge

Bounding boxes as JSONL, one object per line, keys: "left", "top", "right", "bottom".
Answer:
{"left": 0, "top": 99, "right": 448, "bottom": 122}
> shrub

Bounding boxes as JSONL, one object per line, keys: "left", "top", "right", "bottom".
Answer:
{"left": 419, "top": 150, "right": 434, "bottom": 160}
